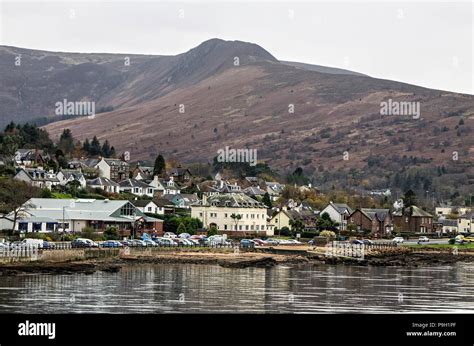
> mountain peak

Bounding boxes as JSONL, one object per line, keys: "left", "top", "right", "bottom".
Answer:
{"left": 185, "top": 38, "right": 278, "bottom": 64}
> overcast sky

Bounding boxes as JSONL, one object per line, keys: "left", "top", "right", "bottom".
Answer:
{"left": 1, "top": 0, "right": 472, "bottom": 94}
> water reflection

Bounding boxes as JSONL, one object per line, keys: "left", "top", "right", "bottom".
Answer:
{"left": 0, "top": 263, "right": 473, "bottom": 313}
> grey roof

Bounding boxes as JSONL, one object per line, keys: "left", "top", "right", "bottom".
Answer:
{"left": 18, "top": 198, "right": 162, "bottom": 223}
{"left": 243, "top": 186, "right": 266, "bottom": 196}
{"left": 87, "top": 177, "right": 119, "bottom": 187}
{"left": 119, "top": 179, "right": 152, "bottom": 189}
{"left": 203, "top": 193, "right": 266, "bottom": 208}
{"left": 359, "top": 208, "right": 390, "bottom": 221}
{"left": 393, "top": 206, "right": 433, "bottom": 218}
{"left": 332, "top": 203, "right": 353, "bottom": 215}
{"left": 440, "top": 219, "right": 458, "bottom": 227}
{"left": 131, "top": 200, "right": 155, "bottom": 207}
{"left": 104, "top": 158, "right": 129, "bottom": 166}
{"left": 18, "top": 168, "right": 59, "bottom": 182}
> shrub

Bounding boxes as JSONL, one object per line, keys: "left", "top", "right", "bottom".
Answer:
{"left": 207, "top": 226, "right": 218, "bottom": 237}
{"left": 319, "top": 230, "right": 336, "bottom": 239}
{"left": 104, "top": 226, "right": 119, "bottom": 240}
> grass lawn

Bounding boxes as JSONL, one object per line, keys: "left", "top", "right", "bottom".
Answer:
{"left": 52, "top": 192, "right": 73, "bottom": 199}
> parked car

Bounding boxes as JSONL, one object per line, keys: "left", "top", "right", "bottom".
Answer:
{"left": 42, "top": 241, "right": 56, "bottom": 249}
{"left": 101, "top": 240, "right": 123, "bottom": 248}
{"left": 392, "top": 237, "right": 404, "bottom": 244}
{"left": 351, "top": 239, "right": 364, "bottom": 245}
{"left": 286, "top": 239, "right": 302, "bottom": 245}
{"left": 143, "top": 239, "right": 158, "bottom": 247}
{"left": 252, "top": 239, "right": 268, "bottom": 246}
{"left": 128, "top": 239, "right": 147, "bottom": 247}
{"left": 156, "top": 238, "right": 178, "bottom": 246}
{"left": 178, "top": 233, "right": 191, "bottom": 239}
{"left": 265, "top": 238, "right": 280, "bottom": 246}
{"left": 177, "top": 239, "right": 195, "bottom": 246}
{"left": 418, "top": 236, "right": 430, "bottom": 242}
{"left": 71, "top": 238, "right": 99, "bottom": 248}
{"left": 206, "top": 235, "right": 231, "bottom": 246}
{"left": 240, "top": 239, "right": 255, "bottom": 247}
{"left": 163, "top": 232, "right": 177, "bottom": 239}
{"left": 188, "top": 238, "right": 200, "bottom": 246}
{"left": 361, "top": 239, "right": 373, "bottom": 245}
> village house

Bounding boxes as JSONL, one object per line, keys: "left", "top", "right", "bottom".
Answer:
{"left": 56, "top": 169, "right": 87, "bottom": 188}
{"left": 14, "top": 149, "right": 50, "bottom": 167}
{"left": 191, "top": 193, "right": 272, "bottom": 236}
{"left": 435, "top": 205, "right": 472, "bottom": 218}
{"left": 243, "top": 186, "right": 266, "bottom": 199}
{"left": 348, "top": 208, "right": 393, "bottom": 237}
{"left": 118, "top": 178, "right": 156, "bottom": 197}
{"left": 7, "top": 198, "right": 163, "bottom": 235}
{"left": 95, "top": 158, "right": 130, "bottom": 182}
{"left": 265, "top": 181, "right": 285, "bottom": 201}
{"left": 131, "top": 164, "right": 154, "bottom": 183}
{"left": 458, "top": 212, "right": 474, "bottom": 233}
{"left": 167, "top": 166, "right": 192, "bottom": 184}
{"left": 153, "top": 197, "right": 175, "bottom": 215}
{"left": 321, "top": 202, "right": 353, "bottom": 231}
{"left": 393, "top": 205, "right": 434, "bottom": 233}
{"left": 163, "top": 193, "right": 200, "bottom": 209}
{"left": 87, "top": 177, "right": 120, "bottom": 194}
{"left": 131, "top": 199, "right": 162, "bottom": 215}
{"left": 438, "top": 219, "right": 459, "bottom": 235}
{"left": 14, "top": 168, "right": 60, "bottom": 190}
{"left": 160, "top": 177, "right": 181, "bottom": 195}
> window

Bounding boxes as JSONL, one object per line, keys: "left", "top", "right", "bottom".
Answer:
{"left": 46, "top": 223, "right": 56, "bottom": 231}
{"left": 239, "top": 225, "right": 242, "bottom": 230}
{"left": 147, "top": 207, "right": 152, "bottom": 212}
{"left": 199, "top": 212, "right": 203, "bottom": 217}
{"left": 245, "top": 225, "right": 249, "bottom": 231}
{"left": 256, "top": 225, "right": 259, "bottom": 231}
{"left": 224, "top": 213, "right": 228, "bottom": 218}
{"left": 19, "top": 222, "right": 28, "bottom": 231}
{"left": 120, "top": 203, "right": 135, "bottom": 216}
{"left": 224, "top": 225, "right": 227, "bottom": 230}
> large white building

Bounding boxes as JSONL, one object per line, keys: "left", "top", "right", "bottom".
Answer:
{"left": 5, "top": 198, "right": 162, "bottom": 234}
{"left": 191, "top": 193, "right": 273, "bottom": 236}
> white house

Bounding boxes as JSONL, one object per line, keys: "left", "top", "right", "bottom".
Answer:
{"left": 160, "top": 177, "right": 181, "bottom": 195}
{"left": 131, "top": 200, "right": 163, "bottom": 215}
{"left": 57, "top": 169, "right": 87, "bottom": 188}
{"left": 95, "top": 158, "right": 130, "bottom": 181}
{"left": 119, "top": 179, "right": 156, "bottom": 197}
{"left": 87, "top": 177, "right": 120, "bottom": 193}
{"left": 14, "top": 168, "right": 60, "bottom": 190}
{"left": 321, "top": 202, "right": 353, "bottom": 231}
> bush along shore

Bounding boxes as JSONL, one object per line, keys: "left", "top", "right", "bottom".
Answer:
{"left": 0, "top": 246, "right": 473, "bottom": 276}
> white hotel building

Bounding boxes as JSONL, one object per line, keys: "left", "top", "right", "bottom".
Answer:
{"left": 191, "top": 193, "right": 274, "bottom": 236}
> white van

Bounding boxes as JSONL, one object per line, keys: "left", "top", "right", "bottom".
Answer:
{"left": 21, "top": 238, "right": 44, "bottom": 247}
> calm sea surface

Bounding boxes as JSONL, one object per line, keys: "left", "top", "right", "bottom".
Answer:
{"left": 0, "top": 263, "right": 473, "bottom": 313}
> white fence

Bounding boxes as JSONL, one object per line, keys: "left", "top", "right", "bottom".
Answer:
{"left": 0, "top": 245, "right": 39, "bottom": 260}
{"left": 325, "top": 241, "right": 365, "bottom": 260}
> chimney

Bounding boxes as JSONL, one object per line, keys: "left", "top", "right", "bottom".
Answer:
{"left": 202, "top": 194, "right": 208, "bottom": 205}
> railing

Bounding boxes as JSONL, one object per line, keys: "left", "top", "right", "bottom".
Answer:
{"left": 0, "top": 245, "right": 39, "bottom": 260}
